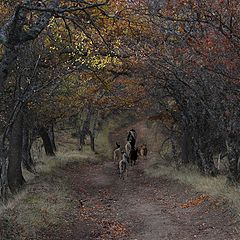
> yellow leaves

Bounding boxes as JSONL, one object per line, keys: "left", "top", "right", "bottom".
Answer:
{"left": 46, "top": 17, "right": 123, "bottom": 71}
{"left": 0, "top": 2, "right": 11, "bottom": 23}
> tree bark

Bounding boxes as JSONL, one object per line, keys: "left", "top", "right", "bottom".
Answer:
{"left": 22, "top": 122, "right": 35, "bottom": 173}
{"left": 79, "top": 107, "right": 92, "bottom": 151}
{"left": 79, "top": 131, "right": 86, "bottom": 151}
{"left": 39, "top": 127, "right": 55, "bottom": 156}
{"left": 181, "top": 130, "right": 192, "bottom": 164}
{"left": 8, "top": 112, "right": 25, "bottom": 193}
{"left": 0, "top": 146, "right": 8, "bottom": 201}
{"left": 0, "top": 48, "right": 18, "bottom": 93}
{"left": 0, "top": 0, "right": 60, "bottom": 92}
{"left": 49, "top": 123, "right": 57, "bottom": 152}
{"left": 89, "top": 130, "right": 95, "bottom": 152}
{"left": 226, "top": 139, "right": 240, "bottom": 184}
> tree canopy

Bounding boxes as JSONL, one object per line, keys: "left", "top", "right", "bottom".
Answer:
{"left": 0, "top": 0, "right": 239, "bottom": 200}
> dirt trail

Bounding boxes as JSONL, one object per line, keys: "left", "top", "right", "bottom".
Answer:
{"left": 46, "top": 159, "right": 238, "bottom": 240}
{"left": 43, "top": 122, "right": 239, "bottom": 240}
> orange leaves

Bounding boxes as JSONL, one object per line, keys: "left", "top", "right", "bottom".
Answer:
{"left": 181, "top": 194, "right": 208, "bottom": 209}
{"left": 80, "top": 201, "right": 129, "bottom": 239}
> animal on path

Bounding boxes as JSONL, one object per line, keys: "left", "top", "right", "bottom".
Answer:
{"left": 129, "top": 147, "right": 138, "bottom": 166}
{"left": 125, "top": 141, "right": 132, "bottom": 157}
{"left": 119, "top": 152, "right": 129, "bottom": 180}
{"left": 127, "top": 129, "right": 137, "bottom": 148}
{"left": 113, "top": 142, "right": 121, "bottom": 163}
{"left": 138, "top": 144, "right": 148, "bottom": 158}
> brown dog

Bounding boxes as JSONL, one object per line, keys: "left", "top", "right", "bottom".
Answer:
{"left": 138, "top": 144, "right": 148, "bottom": 157}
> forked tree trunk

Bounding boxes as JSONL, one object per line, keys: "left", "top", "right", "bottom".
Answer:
{"left": 8, "top": 112, "right": 25, "bottom": 193}
{"left": 39, "top": 127, "right": 55, "bottom": 156}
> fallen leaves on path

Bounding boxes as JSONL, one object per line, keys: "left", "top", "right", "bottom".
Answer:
{"left": 181, "top": 194, "right": 208, "bottom": 209}
{"left": 79, "top": 197, "right": 129, "bottom": 239}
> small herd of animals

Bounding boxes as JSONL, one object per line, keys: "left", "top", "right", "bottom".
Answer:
{"left": 113, "top": 129, "right": 148, "bottom": 179}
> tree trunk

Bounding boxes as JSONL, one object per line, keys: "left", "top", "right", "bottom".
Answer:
{"left": 22, "top": 123, "right": 35, "bottom": 173}
{"left": 8, "top": 112, "right": 25, "bottom": 193}
{"left": 0, "top": 145, "right": 8, "bottom": 201}
{"left": 226, "top": 139, "right": 239, "bottom": 184}
{"left": 206, "top": 150, "right": 218, "bottom": 176}
{"left": 79, "top": 107, "right": 92, "bottom": 151}
{"left": 39, "top": 127, "right": 55, "bottom": 156}
{"left": 49, "top": 123, "right": 57, "bottom": 152}
{"left": 227, "top": 148, "right": 239, "bottom": 183}
{"left": 89, "top": 131, "right": 95, "bottom": 152}
{"left": 197, "top": 147, "right": 218, "bottom": 176}
{"left": 181, "top": 130, "right": 192, "bottom": 164}
{"left": 171, "top": 139, "right": 178, "bottom": 167}
{"left": 79, "top": 131, "right": 85, "bottom": 151}
{"left": 0, "top": 48, "right": 18, "bottom": 93}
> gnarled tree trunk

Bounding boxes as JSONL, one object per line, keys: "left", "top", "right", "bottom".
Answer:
{"left": 8, "top": 112, "right": 25, "bottom": 193}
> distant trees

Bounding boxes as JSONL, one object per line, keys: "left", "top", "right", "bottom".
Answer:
{"left": 138, "top": 0, "right": 240, "bottom": 182}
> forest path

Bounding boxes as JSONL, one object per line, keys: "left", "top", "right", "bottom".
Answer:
{"left": 43, "top": 122, "right": 238, "bottom": 240}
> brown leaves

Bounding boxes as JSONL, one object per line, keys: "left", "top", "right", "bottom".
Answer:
{"left": 79, "top": 198, "right": 129, "bottom": 239}
{"left": 181, "top": 194, "right": 208, "bottom": 209}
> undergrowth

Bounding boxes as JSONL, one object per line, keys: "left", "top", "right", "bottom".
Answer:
{"left": 0, "top": 117, "right": 117, "bottom": 240}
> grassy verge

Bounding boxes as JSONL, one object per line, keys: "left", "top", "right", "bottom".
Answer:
{"left": 138, "top": 119, "right": 240, "bottom": 222}
{"left": 0, "top": 171, "right": 79, "bottom": 240}
{"left": 0, "top": 120, "right": 115, "bottom": 240}
{"left": 146, "top": 155, "right": 240, "bottom": 221}
{"left": 0, "top": 148, "right": 92, "bottom": 240}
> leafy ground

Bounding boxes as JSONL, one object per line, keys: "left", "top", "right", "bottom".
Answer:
{"left": 0, "top": 121, "right": 240, "bottom": 239}
{"left": 45, "top": 158, "right": 239, "bottom": 240}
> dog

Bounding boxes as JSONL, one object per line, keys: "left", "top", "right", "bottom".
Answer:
{"left": 127, "top": 129, "right": 137, "bottom": 148}
{"left": 129, "top": 147, "right": 138, "bottom": 166}
{"left": 125, "top": 141, "right": 132, "bottom": 157}
{"left": 119, "top": 152, "right": 129, "bottom": 179}
{"left": 113, "top": 142, "right": 121, "bottom": 163}
{"left": 139, "top": 144, "right": 148, "bottom": 157}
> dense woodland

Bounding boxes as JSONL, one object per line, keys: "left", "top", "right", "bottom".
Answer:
{"left": 0, "top": 0, "right": 239, "bottom": 201}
